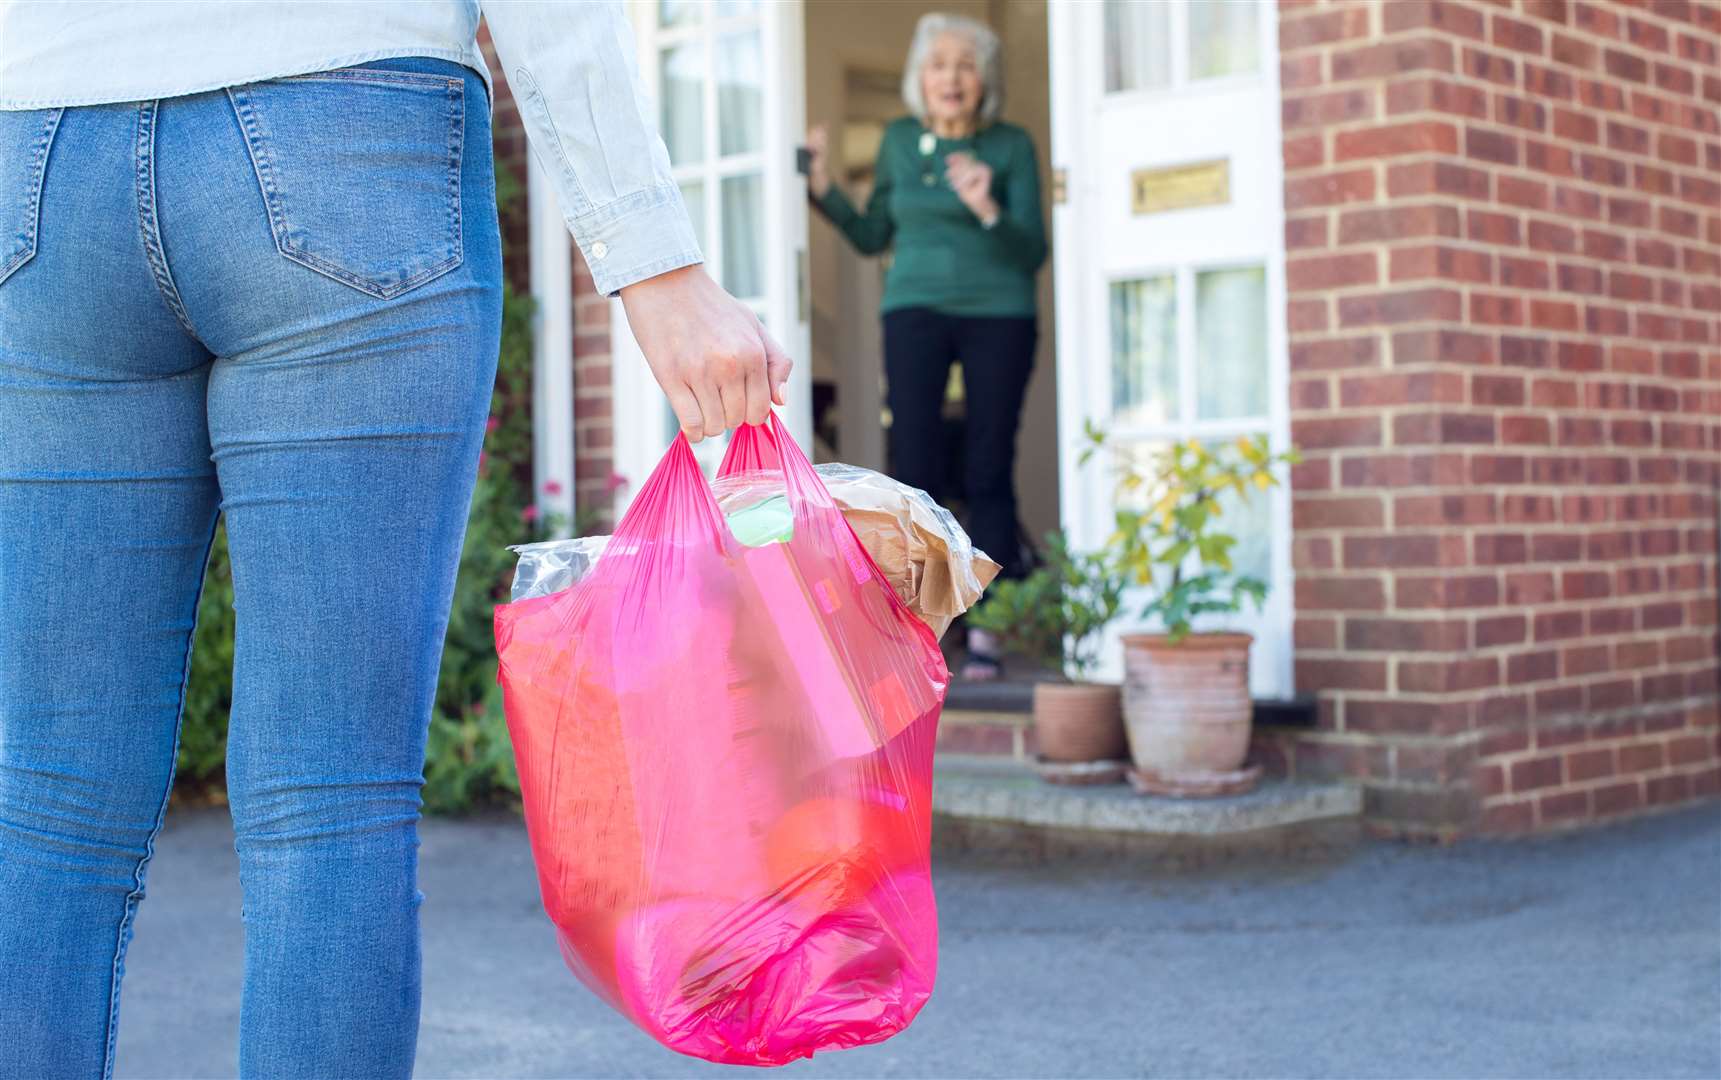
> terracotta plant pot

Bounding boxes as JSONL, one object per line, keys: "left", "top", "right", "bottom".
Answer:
{"left": 1031, "top": 681, "right": 1126, "bottom": 764}
{"left": 1120, "top": 632, "right": 1259, "bottom": 796}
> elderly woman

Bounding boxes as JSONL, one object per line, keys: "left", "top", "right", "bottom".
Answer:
{"left": 807, "top": 11, "right": 1046, "bottom": 681}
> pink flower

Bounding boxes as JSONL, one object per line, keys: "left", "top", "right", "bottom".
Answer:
{"left": 543, "top": 479, "right": 564, "bottom": 496}
{"left": 606, "top": 471, "right": 630, "bottom": 496}
{"left": 477, "top": 450, "right": 488, "bottom": 472}
{"left": 485, "top": 416, "right": 500, "bottom": 434}
{"left": 521, "top": 504, "right": 540, "bottom": 524}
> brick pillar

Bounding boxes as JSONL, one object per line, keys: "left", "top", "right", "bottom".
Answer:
{"left": 478, "top": 22, "right": 617, "bottom": 533}
{"left": 572, "top": 258, "right": 618, "bottom": 533}
{"left": 1277, "top": 0, "right": 1720, "bottom": 839}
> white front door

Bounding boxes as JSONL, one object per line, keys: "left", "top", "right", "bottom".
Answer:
{"left": 1050, "top": 0, "right": 1292, "bottom": 697}
{"left": 612, "top": 0, "right": 812, "bottom": 502}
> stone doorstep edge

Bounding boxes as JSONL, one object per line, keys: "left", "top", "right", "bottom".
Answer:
{"left": 930, "top": 772, "right": 1364, "bottom": 838}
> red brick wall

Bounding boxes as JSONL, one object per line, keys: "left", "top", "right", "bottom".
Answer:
{"left": 478, "top": 23, "right": 617, "bottom": 533}
{"left": 1277, "top": 0, "right": 1720, "bottom": 839}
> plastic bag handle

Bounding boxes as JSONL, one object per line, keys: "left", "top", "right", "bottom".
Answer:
{"left": 717, "top": 422, "right": 782, "bottom": 476}
{"left": 608, "top": 413, "right": 835, "bottom": 558}
{"left": 608, "top": 431, "right": 730, "bottom": 552}
{"left": 721, "top": 413, "right": 838, "bottom": 519}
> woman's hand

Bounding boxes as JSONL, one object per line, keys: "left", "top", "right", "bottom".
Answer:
{"left": 619, "top": 265, "right": 792, "bottom": 442}
{"left": 945, "top": 151, "right": 998, "bottom": 224}
{"left": 805, "top": 124, "right": 832, "bottom": 199}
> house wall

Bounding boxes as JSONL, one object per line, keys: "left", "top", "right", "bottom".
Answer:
{"left": 1277, "top": 0, "right": 1720, "bottom": 838}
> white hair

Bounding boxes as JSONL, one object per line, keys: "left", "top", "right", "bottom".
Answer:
{"left": 900, "top": 12, "right": 1004, "bottom": 127}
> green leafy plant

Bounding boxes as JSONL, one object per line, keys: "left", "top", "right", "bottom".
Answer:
{"left": 175, "top": 524, "right": 235, "bottom": 804}
{"left": 176, "top": 154, "right": 588, "bottom": 815}
{"left": 965, "top": 531, "right": 1126, "bottom": 681}
{"left": 1081, "top": 421, "right": 1299, "bottom": 645}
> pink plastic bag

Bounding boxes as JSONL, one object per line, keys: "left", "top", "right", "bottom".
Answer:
{"left": 493, "top": 414, "right": 948, "bottom": 1065}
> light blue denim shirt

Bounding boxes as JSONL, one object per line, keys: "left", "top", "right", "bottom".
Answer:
{"left": 0, "top": 0, "right": 701, "bottom": 296}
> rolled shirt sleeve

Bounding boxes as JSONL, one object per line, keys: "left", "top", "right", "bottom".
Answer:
{"left": 478, "top": 0, "right": 702, "bottom": 296}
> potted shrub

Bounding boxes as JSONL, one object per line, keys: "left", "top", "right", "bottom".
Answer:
{"left": 1083, "top": 424, "right": 1299, "bottom": 797}
{"left": 965, "top": 531, "right": 1129, "bottom": 784}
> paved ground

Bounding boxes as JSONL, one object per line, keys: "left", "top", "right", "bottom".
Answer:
{"left": 114, "top": 801, "right": 1720, "bottom": 1079}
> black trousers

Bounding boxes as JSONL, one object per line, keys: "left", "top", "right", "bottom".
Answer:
{"left": 882, "top": 306, "right": 1037, "bottom": 581}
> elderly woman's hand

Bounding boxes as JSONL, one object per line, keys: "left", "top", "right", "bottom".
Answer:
{"left": 945, "top": 151, "right": 998, "bottom": 226}
{"left": 806, "top": 125, "right": 832, "bottom": 200}
{"left": 619, "top": 265, "right": 792, "bottom": 442}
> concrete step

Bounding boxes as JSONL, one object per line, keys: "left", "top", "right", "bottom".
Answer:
{"left": 931, "top": 754, "right": 1364, "bottom": 868}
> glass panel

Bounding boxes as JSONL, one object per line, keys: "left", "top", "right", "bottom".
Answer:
{"left": 720, "top": 173, "right": 763, "bottom": 299}
{"left": 679, "top": 179, "right": 706, "bottom": 254}
{"left": 1110, "top": 275, "right": 1177, "bottom": 427}
{"left": 658, "top": 0, "right": 700, "bottom": 28}
{"left": 1195, "top": 266, "right": 1267, "bottom": 421}
{"left": 659, "top": 42, "right": 704, "bottom": 166}
{"left": 715, "top": 32, "right": 763, "bottom": 156}
{"left": 1209, "top": 438, "right": 1272, "bottom": 585}
{"left": 1113, "top": 439, "right": 1166, "bottom": 512}
{"left": 715, "top": 0, "right": 761, "bottom": 16}
{"left": 1104, "top": 0, "right": 1169, "bottom": 94}
{"left": 1189, "top": 0, "right": 1261, "bottom": 80}
{"left": 1112, "top": 437, "right": 1272, "bottom": 618}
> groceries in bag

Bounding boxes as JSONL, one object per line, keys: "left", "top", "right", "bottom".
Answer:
{"left": 493, "top": 416, "right": 951, "bottom": 1065}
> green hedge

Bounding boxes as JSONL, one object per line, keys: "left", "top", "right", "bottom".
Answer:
{"left": 174, "top": 158, "right": 562, "bottom": 815}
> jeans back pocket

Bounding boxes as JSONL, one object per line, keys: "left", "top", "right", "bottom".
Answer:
{"left": 226, "top": 66, "right": 464, "bottom": 300}
{"left": 0, "top": 107, "right": 63, "bottom": 287}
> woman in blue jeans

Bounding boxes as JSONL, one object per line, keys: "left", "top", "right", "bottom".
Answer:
{"left": 0, "top": 3, "right": 787, "bottom": 1077}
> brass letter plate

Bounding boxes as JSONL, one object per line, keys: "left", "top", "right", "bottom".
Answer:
{"left": 1132, "top": 158, "right": 1230, "bottom": 215}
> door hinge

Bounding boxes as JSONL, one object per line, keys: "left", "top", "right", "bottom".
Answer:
{"left": 1051, "top": 167, "right": 1068, "bottom": 205}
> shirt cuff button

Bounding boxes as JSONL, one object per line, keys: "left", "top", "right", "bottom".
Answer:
{"left": 591, "top": 241, "right": 609, "bottom": 260}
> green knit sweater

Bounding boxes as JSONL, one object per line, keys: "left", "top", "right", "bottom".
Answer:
{"left": 813, "top": 116, "right": 1047, "bottom": 318}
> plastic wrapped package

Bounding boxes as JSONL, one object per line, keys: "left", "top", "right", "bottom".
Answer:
{"left": 492, "top": 415, "right": 948, "bottom": 1065}
{"left": 508, "top": 448, "right": 998, "bottom": 639}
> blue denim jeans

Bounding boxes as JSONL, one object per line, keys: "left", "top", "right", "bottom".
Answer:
{"left": 0, "top": 55, "right": 502, "bottom": 1078}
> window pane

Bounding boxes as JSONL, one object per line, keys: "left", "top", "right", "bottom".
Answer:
{"left": 679, "top": 179, "right": 706, "bottom": 255}
{"left": 715, "top": 0, "right": 760, "bottom": 16}
{"left": 1189, "top": 0, "right": 1261, "bottom": 80}
{"left": 716, "top": 32, "right": 763, "bottom": 156}
{"left": 660, "top": 43, "right": 704, "bottom": 166}
{"left": 1104, "top": 0, "right": 1169, "bottom": 94}
{"left": 1113, "top": 440, "right": 1167, "bottom": 512}
{"left": 658, "top": 0, "right": 700, "bottom": 28}
{"left": 1110, "top": 275, "right": 1177, "bottom": 427}
{"left": 1115, "top": 438, "right": 1272, "bottom": 614}
{"left": 1210, "top": 439, "right": 1272, "bottom": 585}
{"left": 721, "top": 173, "right": 763, "bottom": 299}
{"left": 1195, "top": 266, "right": 1267, "bottom": 421}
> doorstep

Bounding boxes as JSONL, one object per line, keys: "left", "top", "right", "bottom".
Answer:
{"left": 938, "top": 679, "right": 1319, "bottom": 762}
{"left": 931, "top": 754, "right": 1363, "bottom": 867}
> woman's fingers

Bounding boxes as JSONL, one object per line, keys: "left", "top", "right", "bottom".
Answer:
{"left": 743, "top": 347, "right": 771, "bottom": 426}
{"left": 763, "top": 331, "right": 794, "bottom": 410}
{"left": 618, "top": 264, "right": 796, "bottom": 442}
{"left": 718, "top": 365, "right": 749, "bottom": 432}
{"left": 689, "top": 373, "right": 726, "bottom": 443}
{"left": 665, "top": 381, "right": 706, "bottom": 443}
